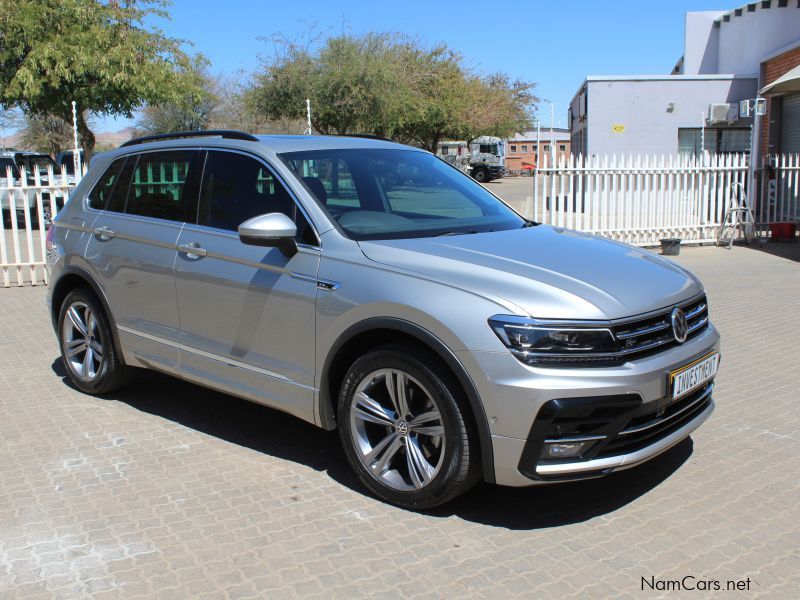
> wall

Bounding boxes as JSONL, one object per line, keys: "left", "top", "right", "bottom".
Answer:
{"left": 582, "top": 76, "right": 757, "bottom": 155}
{"left": 716, "top": 3, "right": 800, "bottom": 75}
{"left": 683, "top": 11, "right": 724, "bottom": 74}
{"left": 760, "top": 44, "right": 800, "bottom": 154}
{"left": 506, "top": 139, "right": 570, "bottom": 171}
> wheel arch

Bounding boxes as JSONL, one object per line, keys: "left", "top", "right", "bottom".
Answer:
{"left": 318, "top": 317, "right": 495, "bottom": 483}
{"left": 50, "top": 266, "right": 123, "bottom": 357}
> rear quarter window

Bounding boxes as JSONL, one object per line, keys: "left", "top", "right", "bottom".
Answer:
{"left": 87, "top": 158, "right": 126, "bottom": 210}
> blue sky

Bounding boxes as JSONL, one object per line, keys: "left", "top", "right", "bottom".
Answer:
{"left": 13, "top": 0, "right": 742, "bottom": 133}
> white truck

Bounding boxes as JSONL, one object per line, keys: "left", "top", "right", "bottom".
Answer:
{"left": 436, "top": 136, "right": 506, "bottom": 183}
{"left": 1, "top": 151, "right": 74, "bottom": 228}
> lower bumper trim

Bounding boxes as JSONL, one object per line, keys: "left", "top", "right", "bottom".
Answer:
{"left": 536, "top": 400, "right": 714, "bottom": 477}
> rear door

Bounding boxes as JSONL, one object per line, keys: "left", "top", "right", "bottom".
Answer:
{"left": 84, "top": 149, "right": 201, "bottom": 374}
{"left": 173, "top": 149, "right": 320, "bottom": 421}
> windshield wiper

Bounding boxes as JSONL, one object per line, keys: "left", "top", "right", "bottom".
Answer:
{"left": 435, "top": 229, "right": 481, "bottom": 237}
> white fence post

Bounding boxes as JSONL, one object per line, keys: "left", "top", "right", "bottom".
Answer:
{"left": 1, "top": 163, "right": 78, "bottom": 288}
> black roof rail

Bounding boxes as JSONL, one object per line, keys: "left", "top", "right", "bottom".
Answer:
{"left": 120, "top": 130, "right": 259, "bottom": 148}
{"left": 331, "top": 133, "right": 393, "bottom": 142}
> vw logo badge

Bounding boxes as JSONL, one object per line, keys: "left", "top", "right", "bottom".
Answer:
{"left": 671, "top": 307, "right": 689, "bottom": 343}
{"left": 395, "top": 420, "right": 409, "bottom": 436}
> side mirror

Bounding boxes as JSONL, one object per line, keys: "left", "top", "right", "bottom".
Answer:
{"left": 238, "top": 212, "right": 298, "bottom": 257}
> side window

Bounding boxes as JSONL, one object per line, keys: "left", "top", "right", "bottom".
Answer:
{"left": 198, "top": 151, "right": 316, "bottom": 245}
{"left": 107, "top": 158, "right": 135, "bottom": 213}
{"left": 125, "top": 151, "right": 194, "bottom": 221}
{"left": 288, "top": 157, "right": 361, "bottom": 209}
{"left": 87, "top": 157, "right": 125, "bottom": 210}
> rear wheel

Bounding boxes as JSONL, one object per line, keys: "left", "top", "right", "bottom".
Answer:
{"left": 58, "top": 288, "right": 132, "bottom": 394}
{"left": 337, "top": 346, "right": 481, "bottom": 509}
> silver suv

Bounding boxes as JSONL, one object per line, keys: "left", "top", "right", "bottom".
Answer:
{"left": 46, "top": 131, "right": 720, "bottom": 509}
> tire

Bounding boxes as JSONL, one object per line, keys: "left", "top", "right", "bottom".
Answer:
{"left": 337, "top": 345, "right": 481, "bottom": 509}
{"left": 57, "top": 287, "right": 133, "bottom": 394}
{"left": 472, "top": 167, "right": 489, "bottom": 183}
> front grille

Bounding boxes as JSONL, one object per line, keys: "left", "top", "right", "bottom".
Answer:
{"left": 596, "top": 382, "right": 713, "bottom": 457}
{"left": 613, "top": 295, "right": 709, "bottom": 361}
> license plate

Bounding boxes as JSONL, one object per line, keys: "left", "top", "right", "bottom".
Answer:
{"left": 669, "top": 352, "right": 719, "bottom": 400}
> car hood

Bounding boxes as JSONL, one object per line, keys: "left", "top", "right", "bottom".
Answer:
{"left": 358, "top": 225, "right": 703, "bottom": 320}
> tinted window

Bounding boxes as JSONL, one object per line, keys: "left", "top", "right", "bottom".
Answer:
{"left": 282, "top": 149, "right": 525, "bottom": 240}
{"left": 198, "top": 151, "right": 316, "bottom": 244}
{"left": 88, "top": 158, "right": 125, "bottom": 210}
{"left": 126, "top": 151, "right": 194, "bottom": 221}
{"left": 289, "top": 157, "right": 359, "bottom": 209}
{"left": 0, "top": 157, "right": 20, "bottom": 179}
{"left": 107, "top": 158, "right": 135, "bottom": 213}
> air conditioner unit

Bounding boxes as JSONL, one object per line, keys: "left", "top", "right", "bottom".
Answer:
{"left": 707, "top": 103, "right": 738, "bottom": 124}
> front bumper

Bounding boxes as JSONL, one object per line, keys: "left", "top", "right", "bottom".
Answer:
{"left": 459, "top": 322, "right": 720, "bottom": 487}
{"left": 535, "top": 397, "right": 713, "bottom": 477}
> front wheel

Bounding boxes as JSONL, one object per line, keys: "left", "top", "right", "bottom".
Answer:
{"left": 472, "top": 167, "right": 489, "bottom": 183}
{"left": 337, "top": 346, "right": 481, "bottom": 509}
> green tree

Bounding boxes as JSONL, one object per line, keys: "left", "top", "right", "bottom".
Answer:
{"left": 136, "top": 56, "right": 218, "bottom": 134}
{"left": 0, "top": 0, "right": 201, "bottom": 157}
{"left": 247, "top": 32, "right": 537, "bottom": 152}
{"left": 248, "top": 32, "right": 408, "bottom": 136}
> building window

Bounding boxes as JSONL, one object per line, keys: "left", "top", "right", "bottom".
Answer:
{"left": 678, "top": 128, "right": 751, "bottom": 156}
{"left": 559, "top": 144, "right": 566, "bottom": 152}
{"left": 510, "top": 145, "right": 517, "bottom": 153}
{"left": 543, "top": 145, "right": 551, "bottom": 153}
{"left": 521, "top": 145, "right": 528, "bottom": 153}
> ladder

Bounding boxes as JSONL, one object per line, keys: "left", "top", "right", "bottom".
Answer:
{"left": 717, "top": 182, "right": 757, "bottom": 249}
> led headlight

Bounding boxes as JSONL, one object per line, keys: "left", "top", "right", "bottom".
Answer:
{"left": 488, "top": 315, "right": 621, "bottom": 366}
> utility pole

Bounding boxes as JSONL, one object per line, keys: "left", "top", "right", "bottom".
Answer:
{"left": 71, "top": 101, "right": 82, "bottom": 179}
{"left": 550, "top": 102, "right": 555, "bottom": 164}
{"left": 700, "top": 111, "right": 706, "bottom": 156}
{"left": 305, "top": 99, "right": 312, "bottom": 135}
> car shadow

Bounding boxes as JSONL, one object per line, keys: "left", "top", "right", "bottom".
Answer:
{"left": 51, "top": 358, "right": 693, "bottom": 530}
{"left": 738, "top": 238, "right": 800, "bottom": 262}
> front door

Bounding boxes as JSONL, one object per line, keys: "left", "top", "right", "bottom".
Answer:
{"left": 174, "top": 150, "right": 320, "bottom": 422}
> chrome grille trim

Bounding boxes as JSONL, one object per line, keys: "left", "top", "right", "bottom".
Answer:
{"left": 615, "top": 321, "right": 670, "bottom": 340}
{"left": 687, "top": 315, "right": 709, "bottom": 333}
{"left": 685, "top": 302, "right": 707, "bottom": 320}
{"left": 612, "top": 295, "right": 709, "bottom": 360}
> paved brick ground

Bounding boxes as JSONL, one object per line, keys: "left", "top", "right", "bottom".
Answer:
{"left": 1, "top": 243, "right": 799, "bottom": 599}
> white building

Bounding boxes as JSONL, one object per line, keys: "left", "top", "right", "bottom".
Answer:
{"left": 569, "top": 2, "right": 800, "bottom": 159}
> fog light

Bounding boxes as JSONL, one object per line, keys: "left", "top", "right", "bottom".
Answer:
{"left": 541, "top": 440, "right": 595, "bottom": 459}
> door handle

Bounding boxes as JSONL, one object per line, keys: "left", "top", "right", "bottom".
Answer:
{"left": 177, "top": 243, "right": 207, "bottom": 258}
{"left": 93, "top": 226, "right": 115, "bottom": 241}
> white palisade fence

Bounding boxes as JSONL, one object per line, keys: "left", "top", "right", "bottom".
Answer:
{"left": 760, "top": 153, "right": 800, "bottom": 227}
{"left": 1, "top": 165, "right": 82, "bottom": 288}
{"left": 532, "top": 153, "right": 751, "bottom": 246}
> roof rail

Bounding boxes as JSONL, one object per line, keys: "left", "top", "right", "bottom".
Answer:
{"left": 120, "top": 130, "right": 259, "bottom": 148}
{"left": 332, "top": 133, "right": 393, "bottom": 142}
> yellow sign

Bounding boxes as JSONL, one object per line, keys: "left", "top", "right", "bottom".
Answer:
{"left": 612, "top": 124, "right": 625, "bottom": 133}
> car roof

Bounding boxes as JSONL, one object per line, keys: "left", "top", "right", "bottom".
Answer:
{"left": 103, "top": 133, "right": 421, "bottom": 160}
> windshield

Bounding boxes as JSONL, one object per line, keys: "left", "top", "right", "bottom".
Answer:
{"left": 280, "top": 148, "right": 524, "bottom": 240}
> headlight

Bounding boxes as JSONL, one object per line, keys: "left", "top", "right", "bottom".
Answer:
{"left": 488, "top": 315, "right": 621, "bottom": 366}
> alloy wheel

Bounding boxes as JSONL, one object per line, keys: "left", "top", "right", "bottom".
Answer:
{"left": 61, "top": 301, "right": 104, "bottom": 381}
{"left": 349, "top": 368, "right": 446, "bottom": 491}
